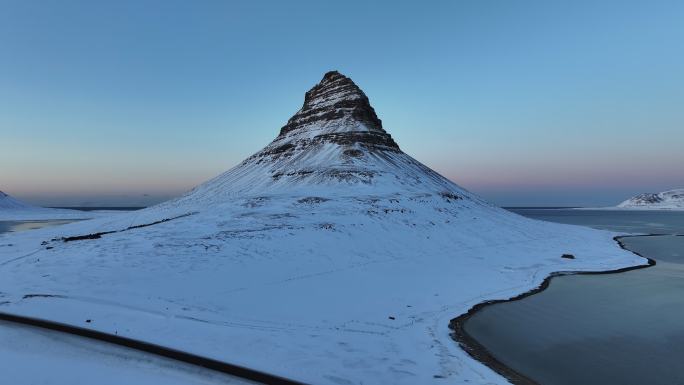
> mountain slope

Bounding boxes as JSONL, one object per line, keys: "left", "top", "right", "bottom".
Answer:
{"left": 0, "top": 191, "right": 32, "bottom": 210}
{"left": 0, "top": 72, "right": 645, "bottom": 384}
{"left": 617, "top": 189, "right": 684, "bottom": 210}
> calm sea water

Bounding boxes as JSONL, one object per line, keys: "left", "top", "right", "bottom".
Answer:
{"left": 510, "top": 208, "right": 684, "bottom": 234}
{"left": 463, "top": 209, "right": 684, "bottom": 385}
{"left": 0, "top": 220, "right": 76, "bottom": 234}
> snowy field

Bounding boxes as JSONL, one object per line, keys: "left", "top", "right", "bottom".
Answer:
{"left": 0, "top": 320, "right": 252, "bottom": 385}
{"left": 0, "top": 197, "right": 645, "bottom": 384}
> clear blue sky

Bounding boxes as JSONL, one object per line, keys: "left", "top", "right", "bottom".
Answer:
{"left": 1, "top": 0, "right": 682, "bottom": 207}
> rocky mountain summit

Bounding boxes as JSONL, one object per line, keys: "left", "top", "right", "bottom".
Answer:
{"left": 257, "top": 70, "right": 399, "bottom": 161}
{"left": 618, "top": 189, "right": 684, "bottom": 210}
{"left": 279, "top": 71, "right": 387, "bottom": 138}
{"left": 270, "top": 71, "right": 399, "bottom": 156}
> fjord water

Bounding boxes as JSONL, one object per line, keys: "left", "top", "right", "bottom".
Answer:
{"left": 509, "top": 208, "right": 684, "bottom": 234}
{"left": 0, "top": 220, "right": 76, "bottom": 234}
{"left": 464, "top": 209, "right": 684, "bottom": 385}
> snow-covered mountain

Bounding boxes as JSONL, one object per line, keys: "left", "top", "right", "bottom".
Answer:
{"left": 160, "top": 71, "right": 485, "bottom": 210}
{"left": 617, "top": 189, "right": 684, "bottom": 210}
{"left": 0, "top": 190, "right": 104, "bottom": 220}
{"left": 0, "top": 72, "right": 645, "bottom": 384}
{"left": 0, "top": 190, "right": 32, "bottom": 210}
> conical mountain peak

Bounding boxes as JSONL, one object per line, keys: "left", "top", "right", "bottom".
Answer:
{"left": 173, "top": 71, "right": 465, "bottom": 202}
{"left": 247, "top": 71, "right": 400, "bottom": 168}
{"left": 278, "top": 71, "right": 389, "bottom": 141}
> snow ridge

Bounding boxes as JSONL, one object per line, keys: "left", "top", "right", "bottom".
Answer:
{"left": 0, "top": 190, "right": 117, "bottom": 220}
{"left": 617, "top": 189, "right": 684, "bottom": 210}
{"left": 0, "top": 191, "right": 32, "bottom": 210}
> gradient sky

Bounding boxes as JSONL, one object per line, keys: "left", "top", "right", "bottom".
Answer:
{"left": 1, "top": 0, "right": 682, "bottom": 207}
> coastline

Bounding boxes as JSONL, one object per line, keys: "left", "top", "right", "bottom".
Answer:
{"left": 448, "top": 235, "right": 658, "bottom": 385}
{"left": 0, "top": 212, "right": 655, "bottom": 384}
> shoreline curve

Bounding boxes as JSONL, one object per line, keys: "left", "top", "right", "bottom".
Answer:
{"left": 448, "top": 234, "right": 660, "bottom": 385}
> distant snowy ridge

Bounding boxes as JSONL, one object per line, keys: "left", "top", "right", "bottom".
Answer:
{"left": 0, "top": 190, "right": 31, "bottom": 210}
{"left": 0, "top": 190, "right": 118, "bottom": 220}
{"left": 0, "top": 71, "right": 646, "bottom": 385}
{"left": 616, "top": 189, "right": 684, "bottom": 210}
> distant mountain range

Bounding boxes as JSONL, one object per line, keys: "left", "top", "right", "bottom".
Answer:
{"left": 617, "top": 189, "right": 684, "bottom": 210}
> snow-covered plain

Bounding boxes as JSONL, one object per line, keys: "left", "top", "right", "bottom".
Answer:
{"left": 0, "top": 72, "right": 646, "bottom": 384}
{"left": 0, "top": 190, "right": 121, "bottom": 220}
{"left": 0, "top": 320, "right": 253, "bottom": 385}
